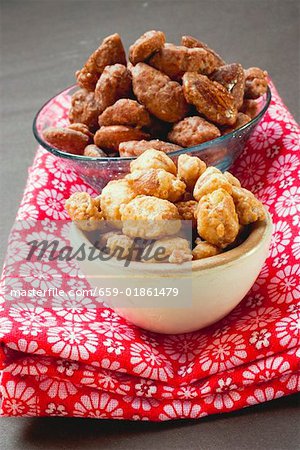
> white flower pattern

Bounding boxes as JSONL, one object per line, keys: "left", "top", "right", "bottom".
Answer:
{"left": 243, "top": 356, "right": 290, "bottom": 384}
{"left": 159, "top": 401, "right": 204, "bottom": 420}
{"left": 37, "top": 189, "right": 68, "bottom": 219}
{"left": 249, "top": 329, "right": 271, "bottom": 349}
{"left": 47, "top": 323, "right": 98, "bottom": 360}
{"left": 275, "top": 187, "right": 300, "bottom": 217}
{"left": 269, "top": 221, "right": 292, "bottom": 258}
{"left": 74, "top": 393, "right": 123, "bottom": 418}
{"left": 130, "top": 342, "right": 174, "bottom": 381}
{"left": 247, "top": 387, "right": 284, "bottom": 406}
{"left": 199, "top": 334, "right": 247, "bottom": 374}
{"left": 204, "top": 377, "right": 241, "bottom": 409}
{"left": 38, "top": 376, "right": 78, "bottom": 399}
{"left": 268, "top": 265, "right": 300, "bottom": 304}
{"left": 0, "top": 381, "right": 38, "bottom": 416}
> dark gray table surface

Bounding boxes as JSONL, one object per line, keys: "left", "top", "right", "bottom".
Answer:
{"left": 0, "top": 1, "right": 299, "bottom": 449}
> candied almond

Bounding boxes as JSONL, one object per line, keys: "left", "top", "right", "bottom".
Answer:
{"left": 83, "top": 144, "right": 107, "bottom": 157}
{"left": 68, "top": 89, "right": 102, "bottom": 132}
{"left": 119, "top": 139, "right": 182, "bottom": 157}
{"left": 94, "top": 64, "right": 132, "bottom": 111}
{"left": 76, "top": 33, "right": 126, "bottom": 91}
{"left": 239, "top": 99, "right": 259, "bottom": 118}
{"left": 132, "top": 63, "right": 189, "bottom": 123}
{"left": 222, "top": 112, "right": 251, "bottom": 135}
{"left": 149, "top": 43, "right": 217, "bottom": 80}
{"left": 129, "top": 30, "right": 166, "bottom": 64}
{"left": 211, "top": 63, "right": 245, "bottom": 110}
{"left": 94, "top": 126, "right": 150, "bottom": 152}
{"left": 43, "top": 127, "right": 89, "bottom": 155}
{"left": 98, "top": 99, "right": 151, "bottom": 128}
{"left": 244, "top": 67, "right": 268, "bottom": 99}
{"left": 183, "top": 72, "right": 238, "bottom": 126}
{"left": 68, "top": 123, "right": 94, "bottom": 141}
{"left": 181, "top": 35, "right": 225, "bottom": 67}
{"left": 168, "top": 116, "right": 221, "bottom": 147}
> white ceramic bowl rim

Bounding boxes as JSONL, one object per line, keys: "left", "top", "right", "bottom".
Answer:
{"left": 71, "top": 211, "right": 272, "bottom": 275}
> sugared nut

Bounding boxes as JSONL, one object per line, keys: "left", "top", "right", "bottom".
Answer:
{"left": 132, "top": 63, "right": 189, "bottom": 123}
{"left": 84, "top": 144, "right": 107, "bottom": 157}
{"left": 231, "top": 186, "right": 266, "bottom": 225}
{"left": 130, "top": 149, "right": 177, "bottom": 175}
{"left": 176, "top": 200, "right": 198, "bottom": 226}
{"left": 68, "top": 89, "right": 102, "bottom": 132}
{"left": 76, "top": 33, "right": 126, "bottom": 91}
{"left": 168, "top": 116, "right": 221, "bottom": 148}
{"left": 43, "top": 127, "right": 89, "bottom": 155}
{"left": 142, "top": 237, "right": 192, "bottom": 264}
{"left": 239, "top": 99, "right": 259, "bottom": 118}
{"left": 181, "top": 35, "right": 225, "bottom": 67}
{"left": 98, "top": 230, "right": 122, "bottom": 248}
{"left": 98, "top": 99, "right": 151, "bottom": 128}
{"left": 94, "top": 64, "right": 132, "bottom": 112}
{"left": 223, "top": 171, "right": 241, "bottom": 187}
{"left": 149, "top": 43, "right": 218, "bottom": 80}
{"left": 119, "top": 139, "right": 182, "bottom": 157}
{"left": 105, "top": 233, "right": 135, "bottom": 258}
{"left": 129, "top": 30, "right": 166, "bottom": 64}
{"left": 192, "top": 240, "right": 220, "bottom": 259}
{"left": 211, "top": 63, "right": 245, "bottom": 110}
{"left": 68, "top": 123, "right": 94, "bottom": 141}
{"left": 94, "top": 125, "right": 150, "bottom": 152}
{"left": 244, "top": 67, "right": 268, "bottom": 99}
{"left": 193, "top": 167, "right": 232, "bottom": 201}
{"left": 177, "top": 154, "right": 207, "bottom": 191}
{"left": 196, "top": 188, "right": 239, "bottom": 248}
{"left": 100, "top": 179, "right": 136, "bottom": 226}
{"left": 120, "top": 195, "right": 181, "bottom": 239}
{"left": 65, "top": 192, "right": 103, "bottom": 231}
{"left": 126, "top": 169, "right": 186, "bottom": 202}
{"left": 182, "top": 72, "right": 238, "bottom": 126}
{"left": 181, "top": 191, "right": 195, "bottom": 202}
{"left": 222, "top": 112, "right": 251, "bottom": 135}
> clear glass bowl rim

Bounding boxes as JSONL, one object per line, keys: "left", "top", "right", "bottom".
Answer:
{"left": 32, "top": 84, "right": 272, "bottom": 163}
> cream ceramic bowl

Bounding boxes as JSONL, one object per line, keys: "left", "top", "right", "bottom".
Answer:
{"left": 70, "top": 212, "right": 272, "bottom": 334}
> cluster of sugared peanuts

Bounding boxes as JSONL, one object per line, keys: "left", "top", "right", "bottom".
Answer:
{"left": 65, "top": 150, "right": 266, "bottom": 264}
{"left": 43, "top": 31, "right": 268, "bottom": 158}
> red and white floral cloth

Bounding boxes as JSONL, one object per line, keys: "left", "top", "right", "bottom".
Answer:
{"left": 0, "top": 81, "right": 299, "bottom": 420}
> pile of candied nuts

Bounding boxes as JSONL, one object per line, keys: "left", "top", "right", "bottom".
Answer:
{"left": 65, "top": 150, "right": 266, "bottom": 264}
{"left": 43, "top": 30, "right": 268, "bottom": 158}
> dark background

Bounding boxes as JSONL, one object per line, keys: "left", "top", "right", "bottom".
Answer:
{"left": 0, "top": 1, "right": 299, "bottom": 449}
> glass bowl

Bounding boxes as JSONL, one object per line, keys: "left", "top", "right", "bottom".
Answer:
{"left": 33, "top": 85, "right": 271, "bottom": 193}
